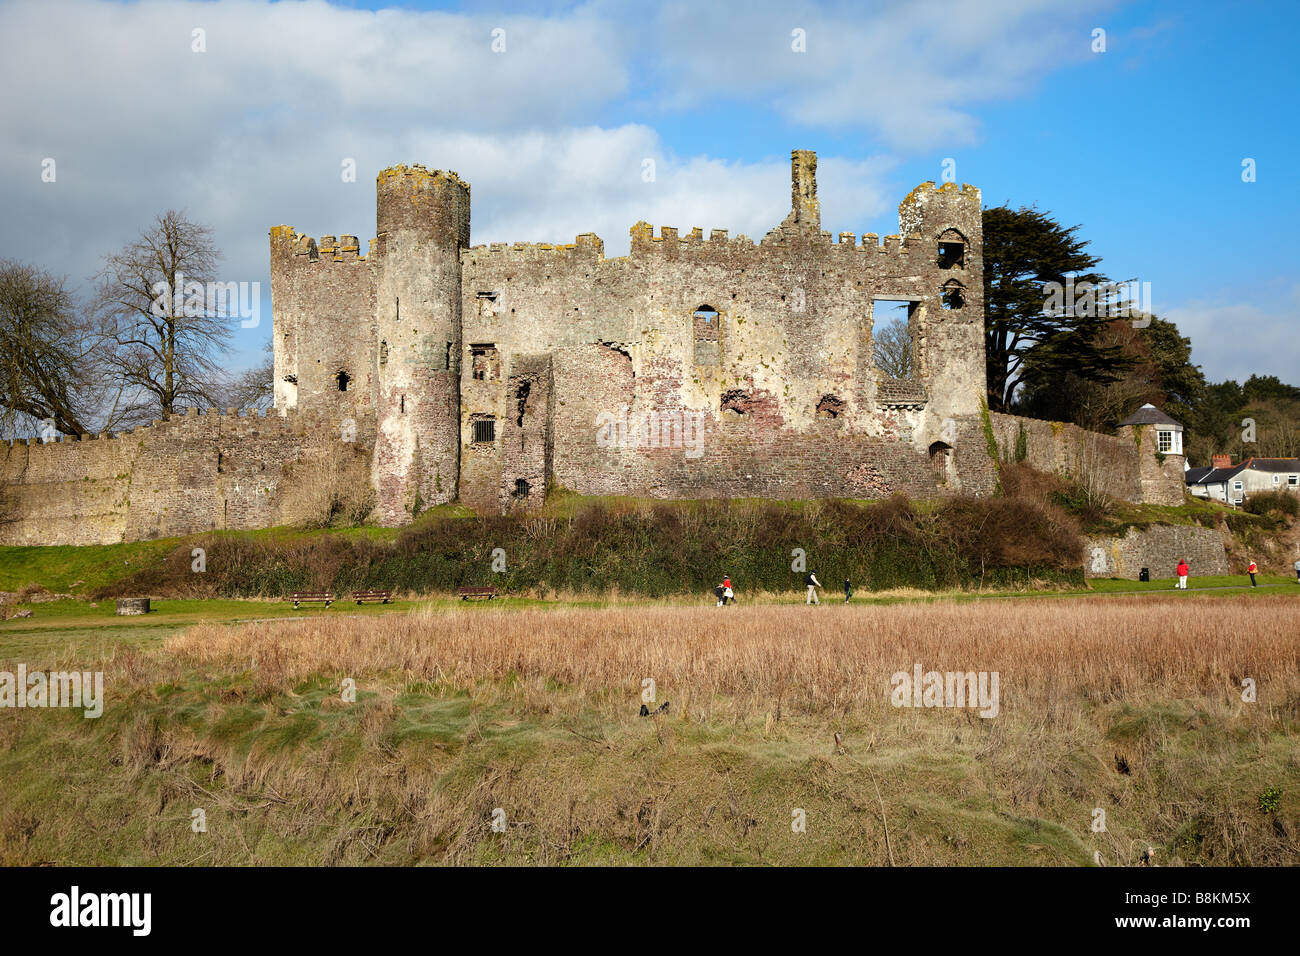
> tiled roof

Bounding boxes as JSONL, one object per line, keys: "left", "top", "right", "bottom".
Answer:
{"left": 1239, "top": 458, "right": 1300, "bottom": 473}
{"left": 1187, "top": 463, "right": 1247, "bottom": 485}
{"left": 1117, "top": 403, "right": 1181, "bottom": 427}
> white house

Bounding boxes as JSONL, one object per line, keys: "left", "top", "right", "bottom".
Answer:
{"left": 1186, "top": 455, "right": 1300, "bottom": 505}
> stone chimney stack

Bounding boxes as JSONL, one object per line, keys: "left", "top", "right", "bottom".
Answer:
{"left": 1211, "top": 453, "right": 1232, "bottom": 469}
{"left": 788, "top": 149, "right": 820, "bottom": 232}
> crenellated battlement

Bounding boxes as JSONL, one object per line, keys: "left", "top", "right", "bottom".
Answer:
{"left": 899, "top": 180, "right": 982, "bottom": 208}
{"left": 465, "top": 232, "right": 606, "bottom": 263}
{"left": 376, "top": 163, "right": 469, "bottom": 191}
{"left": 898, "top": 180, "right": 983, "bottom": 240}
{"left": 271, "top": 227, "right": 374, "bottom": 263}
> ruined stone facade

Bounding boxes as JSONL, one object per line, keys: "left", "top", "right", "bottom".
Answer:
{"left": 988, "top": 412, "right": 1185, "bottom": 505}
{"left": 0, "top": 150, "right": 1186, "bottom": 545}
{"left": 272, "top": 149, "right": 997, "bottom": 518}
{"left": 0, "top": 408, "right": 370, "bottom": 546}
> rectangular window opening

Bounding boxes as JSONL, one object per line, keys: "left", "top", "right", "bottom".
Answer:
{"left": 471, "top": 344, "right": 500, "bottom": 381}
{"left": 872, "top": 298, "right": 919, "bottom": 381}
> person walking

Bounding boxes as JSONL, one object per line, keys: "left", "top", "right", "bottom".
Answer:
{"left": 844, "top": 578, "right": 853, "bottom": 604}
{"left": 1175, "top": 559, "right": 1190, "bottom": 590}
{"left": 722, "top": 574, "right": 734, "bottom": 605}
{"left": 805, "top": 571, "right": 822, "bottom": 605}
{"left": 1295, "top": 556, "right": 1300, "bottom": 583}
{"left": 1247, "top": 560, "right": 1258, "bottom": 587}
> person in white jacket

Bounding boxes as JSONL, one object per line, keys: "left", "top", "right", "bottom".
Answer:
{"left": 804, "top": 571, "right": 822, "bottom": 605}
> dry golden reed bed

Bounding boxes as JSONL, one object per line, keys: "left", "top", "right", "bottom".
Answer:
{"left": 168, "top": 595, "right": 1300, "bottom": 716}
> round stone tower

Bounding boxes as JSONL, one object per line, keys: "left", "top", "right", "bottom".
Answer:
{"left": 372, "top": 164, "right": 471, "bottom": 523}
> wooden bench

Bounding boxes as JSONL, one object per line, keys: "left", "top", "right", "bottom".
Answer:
{"left": 290, "top": 591, "right": 335, "bottom": 608}
{"left": 456, "top": 585, "right": 498, "bottom": 601}
{"left": 352, "top": 589, "right": 393, "bottom": 605}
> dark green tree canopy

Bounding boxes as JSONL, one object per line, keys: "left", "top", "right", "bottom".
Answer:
{"left": 982, "top": 205, "right": 1133, "bottom": 412}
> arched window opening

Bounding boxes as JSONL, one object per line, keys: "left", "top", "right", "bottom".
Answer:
{"left": 937, "top": 229, "right": 966, "bottom": 269}
{"left": 941, "top": 281, "right": 965, "bottom": 311}
{"left": 929, "top": 441, "right": 953, "bottom": 485}
{"left": 721, "top": 389, "right": 753, "bottom": 416}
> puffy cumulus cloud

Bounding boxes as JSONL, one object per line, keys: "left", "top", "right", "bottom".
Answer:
{"left": 0, "top": 0, "right": 904, "bottom": 358}
{"left": 0, "top": 0, "right": 1087, "bottom": 368}
{"left": 633, "top": 0, "right": 1110, "bottom": 150}
{"left": 0, "top": 0, "right": 630, "bottom": 290}
{"left": 1164, "top": 280, "right": 1300, "bottom": 384}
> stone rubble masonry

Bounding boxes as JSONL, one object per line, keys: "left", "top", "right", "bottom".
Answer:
{"left": 0, "top": 407, "right": 371, "bottom": 546}
{"left": 0, "top": 150, "right": 1182, "bottom": 544}
{"left": 1085, "top": 525, "right": 1229, "bottom": 579}
{"left": 988, "top": 412, "right": 1183, "bottom": 505}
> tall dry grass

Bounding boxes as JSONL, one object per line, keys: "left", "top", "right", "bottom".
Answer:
{"left": 167, "top": 596, "right": 1300, "bottom": 719}
{"left": 7, "top": 595, "right": 1298, "bottom": 866}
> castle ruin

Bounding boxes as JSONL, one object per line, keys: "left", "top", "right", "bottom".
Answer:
{"left": 0, "top": 150, "right": 1185, "bottom": 545}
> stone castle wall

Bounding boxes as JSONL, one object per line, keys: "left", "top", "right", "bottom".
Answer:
{"left": 989, "top": 411, "right": 1144, "bottom": 501}
{"left": 0, "top": 409, "right": 371, "bottom": 546}
{"left": 0, "top": 150, "right": 1184, "bottom": 544}
{"left": 1085, "top": 525, "right": 1229, "bottom": 579}
{"left": 456, "top": 164, "right": 994, "bottom": 512}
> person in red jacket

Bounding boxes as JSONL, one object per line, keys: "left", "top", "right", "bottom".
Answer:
{"left": 1175, "top": 560, "right": 1190, "bottom": 590}
{"left": 1247, "top": 560, "right": 1258, "bottom": 587}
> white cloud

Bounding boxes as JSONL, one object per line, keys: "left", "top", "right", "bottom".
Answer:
{"left": 0, "top": 0, "right": 908, "bottom": 365}
{"left": 0, "top": 0, "right": 1127, "bottom": 371}
{"left": 1165, "top": 280, "right": 1300, "bottom": 384}
{"left": 635, "top": 0, "right": 1111, "bottom": 150}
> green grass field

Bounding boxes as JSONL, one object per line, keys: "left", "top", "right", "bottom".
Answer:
{"left": 2, "top": 570, "right": 1294, "bottom": 664}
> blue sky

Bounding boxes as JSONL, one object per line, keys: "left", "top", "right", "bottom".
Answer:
{"left": 1, "top": 0, "right": 1296, "bottom": 384}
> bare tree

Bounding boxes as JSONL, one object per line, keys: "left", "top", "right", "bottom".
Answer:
{"left": 0, "top": 259, "right": 124, "bottom": 437}
{"left": 873, "top": 315, "right": 914, "bottom": 380}
{"left": 94, "top": 210, "right": 232, "bottom": 421}
{"left": 215, "top": 340, "right": 274, "bottom": 412}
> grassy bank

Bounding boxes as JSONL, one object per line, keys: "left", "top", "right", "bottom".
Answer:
{"left": 1, "top": 596, "right": 1296, "bottom": 866}
{"left": 0, "top": 495, "right": 1085, "bottom": 601}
